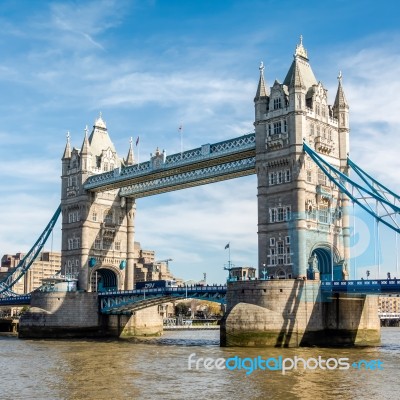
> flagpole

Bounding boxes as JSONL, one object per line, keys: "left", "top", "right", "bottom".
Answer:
{"left": 136, "top": 136, "right": 140, "bottom": 164}
{"left": 179, "top": 124, "right": 183, "bottom": 159}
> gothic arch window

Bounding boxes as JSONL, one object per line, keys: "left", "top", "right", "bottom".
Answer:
{"left": 104, "top": 209, "right": 113, "bottom": 224}
{"left": 277, "top": 270, "right": 286, "bottom": 279}
{"left": 94, "top": 236, "right": 101, "bottom": 250}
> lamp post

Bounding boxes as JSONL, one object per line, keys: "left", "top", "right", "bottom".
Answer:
{"left": 183, "top": 280, "right": 195, "bottom": 300}
{"left": 261, "top": 263, "right": 268, "bottom": 280}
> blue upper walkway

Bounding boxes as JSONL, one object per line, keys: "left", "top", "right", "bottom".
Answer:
{"left": 83, "top": 133, "right": 256, "bottom": 198}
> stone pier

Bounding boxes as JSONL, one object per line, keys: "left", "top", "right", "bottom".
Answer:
{"left": 220, "top": 280, "right": 380, "bottom": 347}
{"left": 18, "top": 291, "right": 163, "bottom": 339}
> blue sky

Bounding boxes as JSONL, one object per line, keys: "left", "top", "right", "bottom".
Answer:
{"left": 0, "top": 0, "right": 400, "bottom": 283}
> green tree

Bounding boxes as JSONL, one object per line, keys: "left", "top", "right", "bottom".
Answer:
{"left": 175, "top": 302, "right": 190, "bottom": 316}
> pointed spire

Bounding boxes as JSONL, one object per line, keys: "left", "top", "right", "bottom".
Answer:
{"left": 255, "top": 61, "right": 269, "bottom": 99}
{"left": 294, "top": 34, "right": 308, "bottom": 60}
{"left": 81, "top": 125, "right": 90, "bottom": 155}
{"left": 334, "top": 71, "right": 349, "bottom": 109}
{"left": 62, "top": 131, "right": 71, "bottom": 159}
{"left": 125, "top": 137, "right": 135, "bottom": 166}
{"left": 94, "top": 111, "right": 107, "bottom": 130}
{"left": 283, "top": 36, "right": 317, "bottom": 90}
{"left": 289, "top": 60, "right": 305, "bottom": 89}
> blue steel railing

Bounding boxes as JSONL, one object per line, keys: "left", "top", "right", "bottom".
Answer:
{"left": 99, "top": 285, "right": 227, "bottom": 314}
{"left": 321, "top": 279, "right": 400, "bottom": 293}
{"left": 0, "top": 294, "right": 31, "bottom": 306}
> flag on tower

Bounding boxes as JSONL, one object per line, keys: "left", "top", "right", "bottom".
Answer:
{"left": 136, "top": 136, "right": 140, "bottom": 146}
{"left": 225, "top": 243, "right": 230, "bottom": 249}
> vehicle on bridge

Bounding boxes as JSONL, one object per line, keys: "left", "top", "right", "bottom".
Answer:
{"left": 135, "top": 280, "right": 178, "bottom": 290}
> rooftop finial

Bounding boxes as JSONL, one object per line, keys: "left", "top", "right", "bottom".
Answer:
{"left": 294, "top": 35, "right": 308, "bottom": 60}
{"left": 85, "top": 125, "right": 89, "bottom": 137}
{"left": 338, "top": 70, "right": 343, "bottom": 83}
{"left": 66, "top": 131, "right": 70, "bottom": 142}
{"left": 99, "top": 111, "right": 102, "bottom": 119}
{"left": 259, "top": 61, "right": 264, "bottom": 73}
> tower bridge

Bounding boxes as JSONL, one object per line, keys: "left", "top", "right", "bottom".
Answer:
{"left": 1, "top": 37, "right": 399, "bottom": 346}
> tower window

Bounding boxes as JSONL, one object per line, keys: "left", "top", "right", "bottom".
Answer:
{"left": 270, "top": 209, "right": 277, "bottom": 223}
{"left": 269, "top": 206, "right": 291, "bottom": 223}
{"left": 273, "top": 98, "right": 282, "bottom": 110}
{"left": 269, "top": 172, "right": 276, "bottom": 185}
{"left": 104, "top": 210, "right": 113, "bottom": 224}
{"left": 318, "top": 169, "right": 327, "bottom": 186}
{"left": 270, "top": 238, "right": 275, "bottom": 246}
{"left": 285, "top": 169, "right": 291, "bottom": 182}
{"left": 318, "top": 207, "right": 329, "bottom": 224}
{"left": 274, "top": 122, "right": 282, "bottom": 135}
{"left": 103, "top": 238, "right": 113, "bottom": 250}
{"left": 277, "top": 171, "right": 283, "bottom": 184}
{"left": 278, "top": 208, "right": 284, "bottom": 222}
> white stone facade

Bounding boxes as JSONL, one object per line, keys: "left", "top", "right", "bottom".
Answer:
{"left": 254, "top": 38, "right": 350, "bottom": 279}
{"left": 61, "top": 115, "right": 135, "bottom": 291}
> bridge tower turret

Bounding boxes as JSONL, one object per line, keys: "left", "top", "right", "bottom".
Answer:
{"left": 60, "top": 114, "right": 135, "bottom": 291}
{"left": 254, "top": 37, "right": 350, "bottom": 280}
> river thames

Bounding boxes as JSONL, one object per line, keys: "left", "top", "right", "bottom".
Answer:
{"left": 1, "top": 327, "right": 399, "bottom": 400}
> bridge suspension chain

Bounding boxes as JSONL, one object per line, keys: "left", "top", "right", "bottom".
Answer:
{"left": 303, "top": 142, "right": 400, "bottom": 234}
{"left": 0, "top": 205, "right": 61, "bottom": 297}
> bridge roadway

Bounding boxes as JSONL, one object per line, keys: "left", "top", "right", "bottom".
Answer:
{"left": 99, "top": 285, "right": 227, "bottom": 314}
{"left": 2, "top": 280, "right": 400, "bottom": 312}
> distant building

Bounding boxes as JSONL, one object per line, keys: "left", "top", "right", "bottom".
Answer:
{"left": 0, "top": 252, "right": 61, "bottom": 294}
{"left": 378, "top": 295, "right": 400, "bottom": 314}
{"left": 1, "top": 242, "right": 179, "bottom": 294}
{"left": 134, "top": 242, "right": 176, "bottom": 283}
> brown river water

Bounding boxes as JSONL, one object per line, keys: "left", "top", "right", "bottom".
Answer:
{"left": 1, "top": 328, "right": 399, "bottom": 400}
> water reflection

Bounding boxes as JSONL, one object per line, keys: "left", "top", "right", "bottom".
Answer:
{"left": 0, "top": 328, "right": 399, "bottom": 400}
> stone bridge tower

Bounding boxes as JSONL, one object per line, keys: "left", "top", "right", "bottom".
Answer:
{"left": 61, "top": 115, "right": 135, "bottom": 291}
{"left": 254, "top": 37, "right": 350, "bottom": 280}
